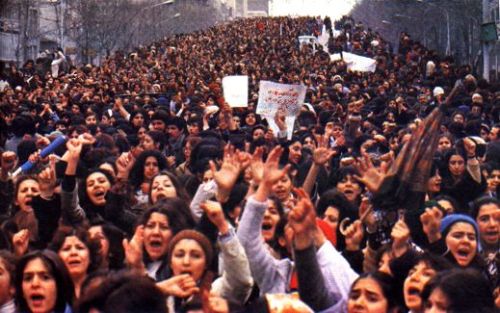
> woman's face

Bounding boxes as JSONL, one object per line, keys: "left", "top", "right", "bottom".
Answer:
{"left": 132, "top": 113, "right": 145, "bottom": 127}
{"left": 271, "top": 174, "right": 293, "bottom": 203}
{"left": 88, "top": 226, "right": 109, "bottom": 261}
{"left": 323, "top": 206, "right": 339, "bottom": 234}
{"left": 16, "top": 179, "right": 40, "bottom": 212}
{"left": 245, "top": 113, "right": 256, "bottom": 126}
{"left": 144, "top": 212, "right": 172, "bottom": 261}
{"left": 137, "top": 127, "right": 147, "bottom": 140}
{"left": 448, "top": 155, "right": 465, "bottom": 178}
{"left": 476, "top": 203, "right": 499, "bottom": 247}
{"left": 144, "top": 156, "right": 160, "bottom": 181}
{"left": 302, "top": 137, "right": 316, "bottom": 152}
{"left": 203, "top": 169, "right": 214, "bottom": 183}
{"left": 337, "top": 175, "right": 362, "bottom": 203}
{"left": 22, "top": 258, "right": 57, "bottom": 313}
{"left": 170, "top": 239, "right": 207, "bottom": 282}
{"left": 150, "top": 175, "right": 177, "bottom": 203}
{"left": 404, "top": 261, "right": 437, "bottom": 311}
{"left": 262, "top": 200, "right": 281, "bottom": 242}
{"left": 445, "top": 222, "right": 477, "bottom": 267}
{"left": 288, "top": 142, "right": 302, "bottom": 164}
{"left": 58, "top": 236, "right": 90, "bottom": 278}
{"left": 427, "top": 170, "right": 442, "bottom": 194}
{"left": 141, "top": 134, "right": 157, "bottom": 151}
{"left": 0, "top": 259, "right": 14, "bottom": 305}
{"left": 348, "top": 278, "right": 388, "bottom": 313}
{"left": 424, "top": 287, "right": 449, "bottom": 313}
{"left": 437, "top": 200, "right": 454, "bottom": 215}
{"left": 86, "top": 172, "right": 111, "bottom": 206}
{"left": 437, "top": 137, "right": 451, "bottom": 152}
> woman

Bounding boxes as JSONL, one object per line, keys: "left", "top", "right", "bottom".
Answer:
{"left": 331, "top": 166, "right": 364, "bottom": 207}
{"left": 425, "top": 214, "right": 490, "bottom": 282}
{"left": 49, "top": 227, "right": 101, "bottom": 299}
{"left": 166, "top": 229, "right": 214, "bottom": 313}
{"left": 130, "top": 205, "right": 188, "bottom": 281}
{"left": 347, "top": 272, "right": 401, "bottom": 313}
{"left": 402, "top": 253, "right": 452, "bottom": 313}
{"left": 9, "top": 176, "right": 40, "bottom": 244}
{"left": 15, "top": 250, "right": 74, "bottom": 313}
{"left": 149, "top": 171, "right": 191, "bottom": 205}
{"left": 87, "top": 223, "right": 125, "bottom": 271}
{"left": 129, "top": 150, "right": 167, "bottom": 204}
{"left": 422, "top": 269, "right": 495, "bottom": 313}
{"left": 440, "top": 147, "right": 486, "bottom": 212}
{"left": 0, "top": 251, "right": 16, "bottom": 313}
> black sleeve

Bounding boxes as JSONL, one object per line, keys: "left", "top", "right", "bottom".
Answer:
{"left": 294, "top": 244, "right": 336, "bottom": 311}
{"left": 32, "top": 195, "right": 61, "bottom": 249}
{"left": 342, "top": 249, "right": 364, "bottom": 274}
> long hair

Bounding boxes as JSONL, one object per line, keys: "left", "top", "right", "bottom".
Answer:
{"left": 15, "top": 250, "right": 74, "bottom": 313}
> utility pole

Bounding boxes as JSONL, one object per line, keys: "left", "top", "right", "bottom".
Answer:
{"left": 482, "top": 0, "right": 490, "bottom": 81}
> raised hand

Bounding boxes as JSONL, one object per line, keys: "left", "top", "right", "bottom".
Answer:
{"left": 344, "top": 220, "right": 364, "bottom": 251}
{"left": 201, "top": 200, "right": 229, "bottom": 235}
{"left": 262, "top": 146, "right": 290, "bottom": 188}
{"left": 312, "top": 136, "right": 336, "bottom": 166}
{"left": 13, "top": 229, "right": 30, "bottom": 256}
{"left": 463, "top": 137, "right": 476, "bottom": 158}
{"left": 116, "top": 152, "right": 135, "bottom": 179}
{"left": 157, "top": 274, "right": 200, "bottom": 298}
{"left": 210, "top": 145, "right": 242, "bottom": 195}
{"left": 420, "top": 206, "right": 443, "bottom": 243}
{"left": 354, "top": 152, "right": 390, "bottom": 193}
{"left": 249, "top": 146, "right": 265, "bottom": 185}
{"left": 38, "top": 155, "right": 57, "bottom": 199}
{"left": 288, "top": 188, "right": 318, "bottom": 249}
{"left": 207, "top": 293, "right": 229, "bottom": 313}
{"left": 1, "top": 151, "right": 17, "bottom": 179}
{"left": 78, "top": 133, "right": 96, "bottom": 146}
{"left": 66, "top": 138, "right": 83, "bottom": 161}
{"left": 391, "top": 218, "right": 410, "bottom": 257}
{"left": 122, "top": 225, "right": 145, "bottom": 271}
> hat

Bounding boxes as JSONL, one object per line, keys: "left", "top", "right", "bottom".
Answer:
{"left": 157, "top": 96, "right": 168, "bottom": 106}
{"left": 440, "top": 214, "right": 480, "bottom": 244}
{"left": 167, "top": 230, "right": 214, "bottom": 266}
{"left": 433, "top": 86, "right": 444, "bottom": 97}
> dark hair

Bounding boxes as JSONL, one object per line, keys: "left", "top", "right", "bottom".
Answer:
{"left": 12, "top": 175, "right": 38, "bottom": 213}
{"left": 350, "top": 272, "right": 401, "bottom": 311}
{"left": 78, "top": 271, "right": 166, "bottom": 313}
{"left": 79, "top": 168, "right": 115, "bottom": 207}
{"left": 15, "top": 250, "right": 74, "bottom": 313}
{"left": 470, "top": 196, "right": 499, "bottom": 220}
{"left": 144, "top": 131, "right": 165, "bottom": 151}
{"left": 148, "top": 170, "right": 190, "bottom": 204}
{"left": 88, "top": 223, "right": 125, "bottom": 271}
{"left": 422, "top": 268, "right": 495, "bottom": 313}
{"left": 48, "top": 226, "right": 102, "bottom": 274}
{"left": 0, "top": 250, "right": 16, "bottom": 289}
{"left": 138, "top": 202, "right": 190, "bottom": 239}
{"left": 129, "top": 150, "right": 167, "bottom": 189}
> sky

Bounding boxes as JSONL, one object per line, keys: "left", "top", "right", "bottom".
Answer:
{"left": 268, "top": 0, "right": 357, "bottom": 20}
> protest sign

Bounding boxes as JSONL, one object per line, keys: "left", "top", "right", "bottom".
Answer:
{"left": 257, "top": 81, "right": 305, "bottom": 140}
{"left": 330, "top": 52, "right": 376, "bottom": 73}
{"left": 256, "top": 81, "right": 306, "bottom": 117}
{"left": 222, "top": 75, "right": 248, "bottom": 107}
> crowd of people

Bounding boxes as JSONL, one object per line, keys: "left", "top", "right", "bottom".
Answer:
{"left": 0, "top": 14, "right": 499, "bottom": 313}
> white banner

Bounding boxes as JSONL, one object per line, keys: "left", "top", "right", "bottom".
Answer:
{"left": 222, "top": 75, "right": 248, "bottom": 107}
{"left": 256, "top": 81, "right": 306, "bottom": 117}
{"left": 330, "top": 52, "right": 377, "bottom": 73}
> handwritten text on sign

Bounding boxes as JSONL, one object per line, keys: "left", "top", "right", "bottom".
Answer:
{"left": 256, "top": 81, "right": 306, "bottom": 117}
